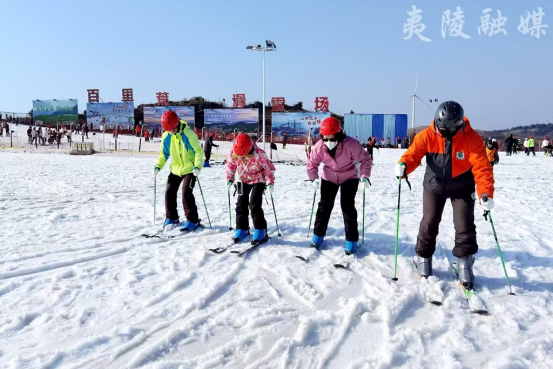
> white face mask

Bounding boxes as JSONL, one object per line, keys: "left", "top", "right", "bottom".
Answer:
{"left": 324, "top": 140, "right": 338, "bottom": 150}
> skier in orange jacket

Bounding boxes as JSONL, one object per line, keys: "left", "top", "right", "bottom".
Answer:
{"left": 394, "top": 101, "right": 494, "bottom": 291}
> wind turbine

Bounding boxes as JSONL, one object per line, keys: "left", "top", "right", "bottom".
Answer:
{"left": 409, "top": 76, "right": 431, "bottom": 130}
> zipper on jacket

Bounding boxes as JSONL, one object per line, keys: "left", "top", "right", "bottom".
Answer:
{"left": 444, "top": 138, "right": 452, "bottom": 183}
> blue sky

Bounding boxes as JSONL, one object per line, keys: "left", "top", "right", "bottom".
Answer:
{"left": 0, "top": 0, "right": 551, "bottom": 130}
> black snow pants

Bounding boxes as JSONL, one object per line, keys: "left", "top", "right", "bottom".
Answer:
{"left": 165, "top": 173, "right": 199, "bottom": 223}
{"left": 416, "top": 189, "right": 477, "bottom": 258}
{"left": 314, "top": 178, "right": 359, "bottom": 242}
{"left": 366, "top": 146, "right": 374, "bottom": 160}
{"left": 204, "top": 150, "right": 211, "bottom": 162}
{"left": 236, "top": 182, "right": 267, "bottom": 231}
{"left": 527, "top": 147, "right": 536, "bottom": 156}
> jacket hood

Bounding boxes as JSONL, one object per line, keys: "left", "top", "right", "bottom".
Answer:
{"left": 176, "top": 120, "right": 188, "bottom": 134}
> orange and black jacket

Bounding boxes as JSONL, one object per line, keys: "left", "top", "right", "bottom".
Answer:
{"left": 485, "top": 145, "right": 497, "bottom": 162}
{"left": 399, "top": 117, "right": 494, "bottom": 198}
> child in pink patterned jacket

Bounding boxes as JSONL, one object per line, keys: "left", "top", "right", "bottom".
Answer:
{"left": 226, "top": 134, "right": 275, "bottom": 246}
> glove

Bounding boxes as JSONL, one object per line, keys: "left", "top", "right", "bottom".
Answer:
{"left": 311, "top": 179, "right": 320, "bottom": 191}
{"left": 193, "top": 167, "right": 200, "bottom": 177}
{"left": 481, "top": 196, "right": 494, "bottom": 211}
{"left": 361, "top": 177, "right": 371, "bottom": 189}
{"left": 154, "top": 166, "right": 160, "bottom": 175}
{"left": 394, "top": 162, "right": 406, "bottom": 178}
{"left": 267, "top": 184, "right": 274, "bottom": 194}
{"left": 226, "top": 180, "right": 234, "bottom": 189}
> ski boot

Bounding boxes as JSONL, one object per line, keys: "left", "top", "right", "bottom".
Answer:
{"left": 345, "top": 241, "right": 357, "bottom": 255}
{"left": 233, "top": 229, "right": 250, "bottom": 243}
{"left": 181, "top": 221, "right": 201, "bottom": 232}
{"left": 164, "top": 218, "right": 180, "bottom": 229}
{"left": 457, "top": 256, "right": 475, "bottom": 291}
{"left": 203, "top": 161, "right": 211, "bottom": 168}
{"left": 414, "top": 255, "right": 432, "bottom": 278}
{"left": 251, "top": 229, "right": 269, "bottom": 246}
{"left": 310, "top": 235, "right": 324, "bottom": 249}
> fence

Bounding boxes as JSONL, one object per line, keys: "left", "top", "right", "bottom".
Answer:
{"left": 70, "top": 142, "right": 95, "bottom": 155}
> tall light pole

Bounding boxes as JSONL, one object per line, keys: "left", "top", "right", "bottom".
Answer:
{"left": 247, "top": 40, "right": 276, "bottom": 151}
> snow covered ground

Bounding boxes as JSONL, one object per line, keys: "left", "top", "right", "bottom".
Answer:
{"left": 1, "top": 126, "right": 553, "bottom": 368}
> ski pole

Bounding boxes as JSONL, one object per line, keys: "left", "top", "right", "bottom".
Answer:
{"left": 484, "top": 210, "right": 515, "bottom": 295}
{"left": 270, "top": 193, "right": 281, "bottom": 237}
{"left": 362, "top": 187, "right": 366, "bottom": 245}
{"left": 196, "top": 177, "right": 212, "bottom": 228}
{"left": 227, "top": 187, "right": 233, "bottom": 231}
{"left": 153, "top": 172, "right": 157, "bottom": 224}
{"left": 392, "top": 177, "right": 402, "bottom": 281}
{"left": 307, "top": 190, "right": 317, "bottom": 238}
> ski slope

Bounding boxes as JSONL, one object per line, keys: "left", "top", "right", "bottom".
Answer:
{"left": 1, "top": 135, "right": 553, "bottom": 368}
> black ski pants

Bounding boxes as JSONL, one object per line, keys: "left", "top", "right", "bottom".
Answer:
{"left": 527, "top": 147, "right": 536, "bottom": 156}
{"left": 314, "top": 178, "right": 359, "bottom": 242}
{"left": 236, "top": 182, "right": 267, "bottom": 231}
{"left": 416, "top": 189, "right": 477, "bottom": 258}
{"left": 366, "top": 146, "right": 374, "bottom": 160}
{"left": 165, "top": 173, "right": 199, "bottom": 223}
{"left": 204, "top": 150, "right": 211, "bottom": 162}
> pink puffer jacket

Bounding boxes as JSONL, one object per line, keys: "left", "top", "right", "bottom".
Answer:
{"left": 226, "top": 146, "right": 276, "bottom": 185}
{"left": 307, "top": 136, "right": 372, "bottom": 184}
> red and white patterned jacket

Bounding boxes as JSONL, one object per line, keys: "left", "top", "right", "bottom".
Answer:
{"left": 226, "top": 146, "right": 276, "bottom": 186}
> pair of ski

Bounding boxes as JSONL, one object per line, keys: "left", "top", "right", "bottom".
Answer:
{"left": 419, "top": 262, "right": 487, "bottom": 315}
{"left": 295, "top": 244, "right": 353, "bottom": 269}
{"left": 141, "top": 224, "right": 208, "bottom": 239}
{"left": 209, "top": 233, "right": 270, "bottom": 257}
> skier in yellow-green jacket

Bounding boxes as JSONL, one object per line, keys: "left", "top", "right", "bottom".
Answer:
{"left": 154, "top": 110, "right": 204, "bottom": 231}
{"left": 527, "top": 136, "right": 536, "bottom": 156}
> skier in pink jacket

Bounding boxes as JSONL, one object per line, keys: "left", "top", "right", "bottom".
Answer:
{"left": 227, "top": 134, "right": 276, "bottom": 246}
{"left": 306, "top": 117, "right": 372, "bottom": 255}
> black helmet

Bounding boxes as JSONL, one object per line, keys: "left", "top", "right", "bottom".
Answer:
{"left": 434, "top": 101, "right": 464, "bottom": 129}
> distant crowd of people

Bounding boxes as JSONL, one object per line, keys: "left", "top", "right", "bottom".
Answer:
{"left": 503, "top": 135, "right": 553, "bottom": 157}
{"left": 0, "top": 121, "right": 10, "bottom": 136}
{"left": 354, "top": 136, "right": 409, "bottom": 149}
{"left": 0, "top": 115, "right": 31, "bottom": 125}
{"left": 94, "top": 123, "right": 161, "bottom": 140}
{"left": 0, "top": 120, "right": 166, "bottom": 147}
{"left": 27, "top": 126, "right": 68, "bottom": 145}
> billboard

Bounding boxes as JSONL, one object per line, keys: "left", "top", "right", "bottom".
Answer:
{"left": 32, "top": 99, "right": 78, "bottom": 125}
{"left": 204, "top": 108, "right": 258, "bottom": 134}
{"left": 271, "top": 112, "right": 331, "bottom": 141}
{"left": 143, "top": 106, "right": 195, "bottom": 129}
{"left": 86, "top": 103, "right": 135, "bottom": 127}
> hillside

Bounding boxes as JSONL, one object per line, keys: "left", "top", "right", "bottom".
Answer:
{"left": 479, "top": 123, "right": 553, "bottom": 139}
{"left": 409, "top": 123, "right": 553, "bottom": 140}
